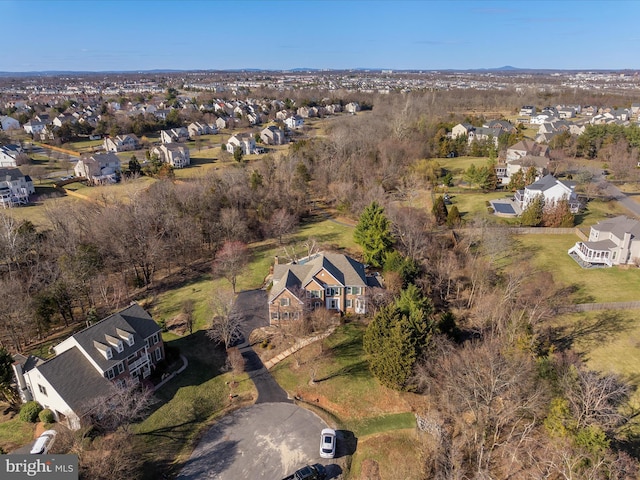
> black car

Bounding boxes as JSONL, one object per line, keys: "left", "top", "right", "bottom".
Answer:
{"left": 282, "top": 463, "right": 327, "bottom": 480}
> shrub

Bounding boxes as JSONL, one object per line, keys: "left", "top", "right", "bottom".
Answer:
{"left": 20, "top": 401, "right": 42, "bottom": 423}
{"left": 39, "top": 408, "right": 55, "bottom": 424}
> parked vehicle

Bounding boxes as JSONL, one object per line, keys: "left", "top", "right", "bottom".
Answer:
{"left": 30, "top": 429, "right": 57, "bottom": 454}
{"left": 282, "top": 463, "right": 326, "bottom": 480}
{"left": 319, "top": 428, "right": 336, "bottom": 458}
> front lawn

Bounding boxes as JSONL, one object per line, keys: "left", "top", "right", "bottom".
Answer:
{"left": 0, "top": 409, "right": 36, "bottom": 453}
{"left": 132, "top": 331, "right": 256, "bottom": 479}
{"left": 271, "top": 322, "right": 414, "bottom": 432}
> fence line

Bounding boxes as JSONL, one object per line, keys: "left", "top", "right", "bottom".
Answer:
{"left": 558, "top": 301, "right": 640, "bottom": 313}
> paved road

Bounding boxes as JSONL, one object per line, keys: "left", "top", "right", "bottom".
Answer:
{"left": 599, "top": 178, "right": 640, "bottom": 217}
{"left": 176, "top": 403, "right": 342, "bottom": 480}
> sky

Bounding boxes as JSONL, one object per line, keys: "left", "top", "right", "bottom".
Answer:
{"left": 1, "top": 0, "right": 639, "bottom": 72}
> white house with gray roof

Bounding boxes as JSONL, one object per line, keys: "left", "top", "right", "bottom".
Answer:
{"left": 515, "top": 174, "right": 579, "bottom": 213}
{"left": 569, "top": 216, "right": 640, "bottom": 267}
{"left": 0, "top": 167, "right": 34, "bottom": 207}
{"left": 268, "top": 252, "right": 374, "bottom": 324}
{"left": 12, "top": 303, "right": 164, "bottom": 430}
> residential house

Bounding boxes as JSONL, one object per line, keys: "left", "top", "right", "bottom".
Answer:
{"left": 187, "top": 122, "right": 217, "bottom": 138}
{"left": 275, "top": 111, "right": 289, "bottom": 121}
{"left": 535, "top": 132, "right": 558, "bottom": 144}
{"left": 530, "top": 113, "right": 557, "bottom": 125}
{"left": 152, "top": 143, "right": 190, "bottom": 169}
{"left": 519, "top": 106, "right": 536, "bottom": 116}
{"left": 506, "top": 140, "right": 550, "bottom": 163}
{"left": 74, "top": 153, "right": 121, "bottom": 184}
{"left": 0, "top": 167, "right": 34, "bottom": 207}
{"left": 226, "top": 134, "right": 256, "bottom": 155}
{"left": 537, "top": 121, "right": 569, "bottom": 135}
{"left": 53, "top": 113, "right": 77, "bottom": 127}
{"left": 0, "top": 144, "right": 24, "bottom": 167}
{"left": 568, "top": 216, "right": 640, "bottom": 267}
{"left": 12, "top": 303, "right": 164, "bottom": 430}
{"left": 344, "top": 102, "right": 361, "bottom": 114}
{"left": 103, "top": 133, "right": 140, "bottom": 153}
{"left": 0, "top": 115, "right": 20, "bottom": 131}
{"left": 154, "top": 109, "right": 170, "bottom": 120}
{"left": 23, "top": 120, "right": 46, "bottom": 135}
{"left": 160, "top": 127, "right": 189, "bottom": 144}
{"left": 451, "top": 123, "right": 474, "bottom": 139}
{"left": 33, "top": 114, "right": 50, "bottom": 124}
{"left": 260, "top": 126, "right": 286, "bottom": 145}
{"left": 515, "top": 174, "right": 579, "bottom": 213}
{"left": 558, "top": 107, "right": 576, "bottom": 119}
{"left": 285, "top": 115, "right": 304, "bottom": 130}
{"left": 297, "top": 106, "right": 317, "bottom": 118}
{"left": 485, "top": 119, "right": 516, "bottom": 134}
{"left": 582, "top": 105, "right": 598, "bottom": 117}
{"left": 496, "top": 140, "right": 551, "bottom": 184}
{"left": 468, "top": 126, "right": 502, "bottom": 147}
{"left": 268, "top": 252, "right": 373, "bottom": 324}
{"left": 215, "top": 117, "right": 229, "bottom": 130}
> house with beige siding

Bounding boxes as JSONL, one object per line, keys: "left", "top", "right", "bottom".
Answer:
{"left": 569, "top": 216, "right": 640, "bottom": 267}
{"left": 12, "top": 303, "right": 164, "bottom": 430}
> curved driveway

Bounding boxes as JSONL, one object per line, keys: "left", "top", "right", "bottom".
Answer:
{"left": 177, "top": 291, "right": 341, "bottom": 479}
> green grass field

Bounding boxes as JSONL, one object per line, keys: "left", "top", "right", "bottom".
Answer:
{"left": 0, "top": 415, "right": 36, "bottom": 453}
{"left": 271, "top": 322, "right": 414, "bottom": 430}
{"left": 516, "top": 234, "right": 640, "bottom": 303}
{"left": 132, "top": 331, "right": 256, "bottom": 479}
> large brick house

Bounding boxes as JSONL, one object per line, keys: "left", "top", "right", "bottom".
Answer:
{"left": 268, "top": 252, "right": 372, "bottom": 324}
{"left": 12, "top": 303, "right": 164, "bottom": 430}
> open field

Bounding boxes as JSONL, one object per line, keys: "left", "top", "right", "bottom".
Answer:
{"left": 550, "top": 309, "right": 640, "bottom": 424}
{"left": 437, "top": 156, "right": 491, "bottom": 177}
{"left": 516, "top": 234, "right": 640, "bottom": 303}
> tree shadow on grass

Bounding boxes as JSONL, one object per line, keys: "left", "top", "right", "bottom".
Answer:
{"left": 148, "top": 330, "right": 227, "bottom": 411}
{"left": 315, "top": 334, "right": 369, "bottom": 382}
{"left": 548, "top": 310, "right": 634, "bottom": 353}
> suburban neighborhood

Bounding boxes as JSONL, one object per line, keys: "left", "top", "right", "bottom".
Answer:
{"left": 2, "top": 2, "right": 640, "bottom": 479}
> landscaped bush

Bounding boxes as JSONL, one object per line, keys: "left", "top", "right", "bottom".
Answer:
{"left": 19, "top": 401, "right": 42, "bottom": 423}
{"left": 38, "top": 408, "right": 55, "bottom": 424}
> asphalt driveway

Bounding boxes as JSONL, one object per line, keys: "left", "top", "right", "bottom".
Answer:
{"left": 233, "top": 289, "right": 291, "bottom": 403}
{"left": 176, "top": 402, "right": 341, "bottom": 480}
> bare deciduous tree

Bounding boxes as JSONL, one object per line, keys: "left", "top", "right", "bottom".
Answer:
{"left": 207, "top": 289, "right": 243, "bottom": 348}
{"left": 212, "top": 241, "right": 249, "bottom": 293}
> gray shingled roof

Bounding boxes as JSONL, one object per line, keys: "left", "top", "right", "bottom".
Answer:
{"left": 0, "top": 167, "right": 26, "bottom": 182}
{"left": 68, "top": 303, "right": 161, "bottom": 372}
{"left": 35, "top": 347, "right": 113, "bottom": 413}
{"left": 269, "top": 253, "right": 367, "bottom": 302}
{"left": 592, "top": 216, "right": 640, "bottom": 240}
{"left": 583, "top": 239, "right": 617, "bottom": 250}
{"left": 526, "top": 174, "right": 572, "bottom": 193}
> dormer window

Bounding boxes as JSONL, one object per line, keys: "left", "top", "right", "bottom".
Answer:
{"left": 116, "top": 328, "right": 135, "bottom": 347}
{"left": 106, "top": 347, "right": 113, "bottom": 359}
{"left": 106, "top": 334, "right": 124, "bottom": 353}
